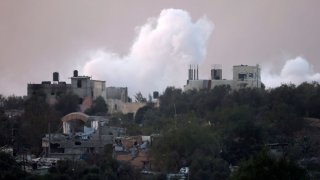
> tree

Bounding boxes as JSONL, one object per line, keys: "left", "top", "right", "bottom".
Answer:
{"left": 134, "top": 104, "right": 153, "bottom": 124}
{"left": 0, "top": 152, "right": 27, "bottom": 179}
{"left": 267, "top": 103, "right": 304, "bottom": 136}
{"left": 230, "top": 150, "right": 308, "bottom": 180}
{"left": 159, "top": 87, "right": 187, "bottom": 117}
{"left": 55, "top": 92, "right": 80, "bottom": 115}
{"left": 150, "top": 126, "right": 230, "bottom": 179}
{"left": 20, "top": 93, "right": 60, "bottom": 155}
{"left": 296, "top": 82, "right": 320, "bottom": 118}
{"left": 213, "top": 105, "right": 265, "bottom": 164}
{"left": 134, "top": 92, "right": 147, "bottom": 103}
{"left": 4, "top": 95, "right": 24, "bottom": 110}
{"left": 0, "top": 94, "right": 5, "bottom": 107}
{"left": 190, "top": 157, "right": 230, "bottom": 180}
{"left": 85, "top": 96, "right": 108, "bottom": 115}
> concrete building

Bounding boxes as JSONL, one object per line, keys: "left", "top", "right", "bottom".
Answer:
{"left": 105, "top": 87, "right": 145, "bottom": 116}
{"left": 42, "top": 112, "right": 126, "bottom": 159}
{"left": 107, "top": 99, "right": 146, "bottom": 116}
{"left": 27, "top": 81, "right": 72, "bottom": 105}
{"left": 28, "top": 70, "right": 107, "bottom": 111}
{"left": 106, "top": 87, "right": 128, "bottom": 102}
{"left": 184, "top": 64, "right": 262, "bottom": 91}
{"left": 28, "top": 70, "right": 144, "bottom": 115}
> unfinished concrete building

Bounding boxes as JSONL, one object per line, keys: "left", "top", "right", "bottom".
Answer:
{"left": 28, "top": 70, "right": 144, "bottom": 115}
{"left": 106, "top": 87, "right": 128, "bottom": 102}
{"left": 28, "top": 70, "right": 107, "bottom": 111}
{"left": 184, "top": 64, "right": 262, "bottom": 91}
{"left": 42, "top": 112, "right": 126, "bottom": 160}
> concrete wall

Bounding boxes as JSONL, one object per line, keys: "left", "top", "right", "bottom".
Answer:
{"left": 121, "top": 102, "right": 146, "bottom": 115}
{"left": 106, "top": 99, "right": 145, "bottom": 116}
{"left": 184, "top": 80, "right": 211, "bottom": 91}
{"left": 211, "top": 80, "right": 234, "bottom": 89}
{"left": 106, "top": 87, "right": 128, "bottom": 102}
{"left": 71, "top": 76, "right": 92, "bottom": 98}
{"left": 27, "top": 83, "right": 72, "bottom": 105}
{"left": 91, "top": 80, "right": 107, "bottom": 101}
{"left": 233, "top": 65, "right": 260, "bottom": 81}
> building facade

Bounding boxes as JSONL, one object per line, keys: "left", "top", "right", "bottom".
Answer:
{"left": 184, "top": 64, "right": 262, "bottom": 91}
{"left": 27, "top": 70, "right": 143, "bottom": 114}
{"left": 42, "top": 112, "right": 126, "bottom": 159}
{"left": 28, "top": 70, "right": 108, "bottom": 111}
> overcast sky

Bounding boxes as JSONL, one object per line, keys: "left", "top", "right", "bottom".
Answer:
{"left": 1, "top": 0, "right": 320, "bottom": 96}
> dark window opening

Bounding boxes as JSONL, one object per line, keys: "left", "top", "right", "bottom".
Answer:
{"left": 56, "top": 91, "right": 62, "bottom": 97}
{"left": 75, "top": 141, "right": 82, "bottom": 145}
{"left": 238, "top": 74, "right": 247, "bottom": 81}
{"left": 248, "top": 73, "right": 253, "bottom": 78}
{"left": 51, "top": 92, "right": 55, "bottom": 95}
{"left": 79, "top": 98, "right": 83, "bottom": 104}
{"left": 114, "top": 104, "right": 117, "bottom": 110}
{"left": 77, "top": 80, "right": 82, "bottom": 88}
{"left": 50, "top": 143, "right": 64, "bottom": 153}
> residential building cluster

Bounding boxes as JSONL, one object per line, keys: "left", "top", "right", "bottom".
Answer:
{"left": 27, "top": 70, "right": 144, "bottom": 115}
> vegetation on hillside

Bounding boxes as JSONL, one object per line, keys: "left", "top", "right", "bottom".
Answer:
{"left": 0, "top": 82, "right": 320, "bottom": 178}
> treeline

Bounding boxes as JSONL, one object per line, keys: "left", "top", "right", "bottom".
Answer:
{"left": 133, "top": 82, "right": 320, "bottom": 179}
{"left": 1, "top": 82, "right": 320, "bottom": 179}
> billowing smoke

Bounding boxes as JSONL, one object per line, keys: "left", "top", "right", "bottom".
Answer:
{"left": 262, "top": 56, "right": 320, "bottom": 88}
{"left": 83, "top": 9, "right": 213, "bottom": 96}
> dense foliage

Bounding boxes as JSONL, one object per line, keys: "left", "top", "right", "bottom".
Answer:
{"left": 133, "top": 83, "right": 320, "bottom": 178}
{"left": 85, "top": 96, "right": 108, "bottom": 115}
{"left": 54, "top": 92, "right": 80, "bottom": 116}
{"left": 230, "top": 150, "right": 307, "bottom": 180}
{"left": 0, "top": 82, "right": 320, "bottom": 178}
{"left": 0, "top": 152, "right": 27, "bottom": 179}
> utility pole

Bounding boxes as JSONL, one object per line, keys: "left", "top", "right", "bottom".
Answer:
{"left": 47, "top": 114, "right": 51, "bottom": 157}
{"left": 174, "top": 104, "right": 177, "bottom": 128}
{"left": 11, "top": 127, "right": 15, "bottom": 156}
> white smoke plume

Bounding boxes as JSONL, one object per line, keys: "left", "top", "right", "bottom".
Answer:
{"left": 262, "top": 56, "right": 320, "bottom": 88}
{"left": 83, "top": 9, "right": 213, "bottom": 96}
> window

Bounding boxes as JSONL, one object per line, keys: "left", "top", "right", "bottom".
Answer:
{"left": 248, "top": 73, "right": 253, "bottom": 78}
{"left": 74, "top": 141, "right": 81, "bottom": 145}
{"left": 77, "top": 80, "right": 82, "bottom": 88}
{"left": 238, "top": 73, "right": 247, "bottom": 80}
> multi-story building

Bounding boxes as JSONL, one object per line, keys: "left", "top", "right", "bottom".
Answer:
{"left": 27, "top": 70, "right": 144, "bottom": 115}
{"left": 184, "top": 64, "right": 262, "bottom": 91}
{"left": 28, "top": 70, "right": 107, "bottom": 111}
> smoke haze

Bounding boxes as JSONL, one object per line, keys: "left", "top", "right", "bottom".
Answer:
{"left": 1, "top": 1, "right": 320, "bottom": 96}
{"left": 262, "top": 57, "right": 320, "bottom": 88}
{"left": 83, "top": 9, "right": 213, "bottom": 96}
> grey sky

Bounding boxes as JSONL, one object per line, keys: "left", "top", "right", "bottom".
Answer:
{"left": 1, "top": 0, "right": 320, "bottom": 96}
